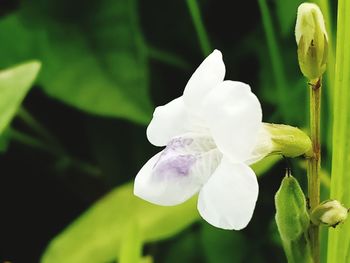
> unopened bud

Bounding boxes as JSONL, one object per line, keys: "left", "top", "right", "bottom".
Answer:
{"left": 275, "top": 175, "right": 310, "bottom": 241}
{"left": 295, "top": 3, "right": 328, "bottom": 80}
{"left": 310, "top": 200, "right": 348, "bottom": 228}
{"left": 263, "top": 123, "right": 312, "bottom": 158}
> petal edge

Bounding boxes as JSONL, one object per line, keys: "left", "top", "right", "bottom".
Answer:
{"left": 197, "top": 158, "right": 259, "bottom": 230}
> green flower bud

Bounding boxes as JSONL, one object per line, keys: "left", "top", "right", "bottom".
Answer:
{"left": 310, "top": 200, "right": 349, "bottom": 227}
{"left": 275, "top": 175, "right": 310, "bottom": 241}
{"left": 275, "top": 175, "right": 313, "bottom": 263}
{"left": 263, "top": 123, "right": 312, "bottom": 158}
{"left": 295, "top": 3, "right": 328, "bottom": 80}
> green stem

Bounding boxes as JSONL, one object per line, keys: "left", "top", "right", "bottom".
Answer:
{"left": 316, "top": 0, "right": 335, "bottom": 162}
{"left": 147, "top": 46, "right": 190, "bottom": 69}
{"left": 186, "top": 0, "right": 211, "bottom": 56}
{"left": 15, "top": 108, "right": 101, "bottom": 177}
{"left": 8, "top": 128, "right": 56, "bottom": 154}
{"left": 308, "top": 78, "right": 322, "bottom": 263}
{"left": 9, "top": 128, "right": 102, "bottom": 177}
{"left": 17, "top": 107, "right": 64, "bottom": 154}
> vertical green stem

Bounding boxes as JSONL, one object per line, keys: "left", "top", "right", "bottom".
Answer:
{"left": 17, "top": 107, "right": 64, "bottom": 154}
{"left": 316, "top": 0, "right": 335, "bottom": 164}
{"left": 186, "top": 0, "right": 211, "bottom": 56}
{"left": 308, "top": 78, "right": 322, "bottom": 263}
{"left": 257, "top": 0, "right": 291, "bottom": 122}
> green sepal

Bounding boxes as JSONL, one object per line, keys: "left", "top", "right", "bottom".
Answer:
{"left": 275, "top": 175, "right": 312, "bottom": 263}
{"left": 264, "top": 123, "right": 313, "bottom": 158}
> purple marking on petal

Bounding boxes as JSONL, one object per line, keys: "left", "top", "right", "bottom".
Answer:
{"left": 151, "top": 136, "right": 200, "bottom": 179}
{"left": 167, "top": 137, "right": 194, "bottom": 150}
{"left": 154, "top": 154, "right": 197, "bottom": 178}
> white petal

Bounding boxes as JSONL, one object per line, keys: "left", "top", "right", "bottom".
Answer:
{"left": 245, "top": 124, "right": 273, "bottom": 165}
{"left": 197, "top": 158, "right": 259, "bottom": 230}
{"left": 183, "top": 50, "right": 225, "bottom": 113}
{"left": 203, "top": 80, "right": 262, "bottom": 162}
{"left": 134, "top": 134, "right": 223, "bottom": 206}
{"left": 146, "top": 97, "right": 188, "bottom": 146}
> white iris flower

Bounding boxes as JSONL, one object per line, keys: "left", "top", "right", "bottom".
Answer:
{"left": 134, "top": 50, "right": 271, "bottom": 230}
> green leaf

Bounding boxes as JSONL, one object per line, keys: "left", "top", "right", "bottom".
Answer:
{"left": 0, "top": 0, "right": 152, "bottom": 124}
{"left": 164, "top": 230, "right": 203, "bottom": 263}
{"left": 140, "top": 256, "right": 153, "bottom": 263}
{"left": 41, "top": 183, "right": 199, "bottom": 263}
{"left": 41, "top": 153, "right": 280, "bottom": 263}
{"left": 252, "top": 155, "right": 281, "bottom": 177}
{"left": 0, "top": 61, "right": 41, "bottom": 135}
{"left": 327, "top": 0, "right": 350, "bottom": 261}
{"left": 200, "top": 223, "right": 247, "bottom": 263}
{"left": 119, "top": 220, "right": 142, "bottom": 263}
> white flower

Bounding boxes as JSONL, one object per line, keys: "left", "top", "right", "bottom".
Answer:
{"left": 134, "top": 50, "right": 269, "bottom": 230}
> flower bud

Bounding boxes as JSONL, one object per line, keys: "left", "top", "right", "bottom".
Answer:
{"left": 310, "top": 200, "right": 348, "bottom": 227}
{"left": 263, "top": 123, "right": 312, "bottom": 158}
{"left": 295, "top": 3, "right": 328, "bottom": 80}
{"left": 275, "top": 175, "right": 310, "bottom": 241}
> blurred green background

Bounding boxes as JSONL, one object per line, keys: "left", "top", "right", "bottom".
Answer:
{"left": 0, "top": 0, "right": 335, "bottom": 262}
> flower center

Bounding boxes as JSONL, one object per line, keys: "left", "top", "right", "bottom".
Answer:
{"left": 152, "top": 133, "right": 221, "bottom": 182}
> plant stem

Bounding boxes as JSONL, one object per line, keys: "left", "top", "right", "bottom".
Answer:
{"left": 186, "top": 0, "right": 211, "bottom": 56}
{"left": 15, "top": 108, "right": 102, "bottom": 177}
{"left": 147, "top": 46, "right": 190, "bottom": 70}
{"left": 257, "top": 0, "right": 291, "bottom": 122}
{"left": 308, "top": 78, "right": 322, "bottom": 263}
{"left": 8, "top": 128, "right": 56, "bottom": 154}
{"left": 17, "top": 107, "right": 64, "bottom": 154}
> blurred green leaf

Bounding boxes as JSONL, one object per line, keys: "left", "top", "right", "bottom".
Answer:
{"left": 41, "top": 183, "right": 199, "bottom": 263}
{"left": 140, "top": 256, "right": 153, "bottom": 263}
{"left": 327, "top": 0, "right": 350, "bottom": 261}
{"left": 0, "top": 61, "right": 41, "bottom": 135}
{"left": 200, "top": 223, "right": 247, "bottom": 263}
{"left": 163, "top": 230, "right": 204, "bottom": 263}
{"left": 0, "top": 0, "right": 152, "bottom": 124}
{"left": 252, "top": 155, "right": 281, "bottom": 177}
{"left": 119, "top": 220, "right": 142, "bottom": 263}
{"left": 41, "top": 154, "right": 279, "bottom": 263}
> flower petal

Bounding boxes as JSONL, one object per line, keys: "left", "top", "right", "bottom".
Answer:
{"left": 146, "top": 97, "right": 188, "bottom": 146}
{"left": 203, "top": 80, "right": 262, "bottom": 162}
{"left": 183, "top": 50, "right": 225, "bottom": 113}
{"left": 197, "top": 158, "right": 259, "bottom": 230}
{"left": 134, "top": 134, "right": 222, "bottom": 206}
{"left": 245, "top": 124, "right": 273, "bottom": 165}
